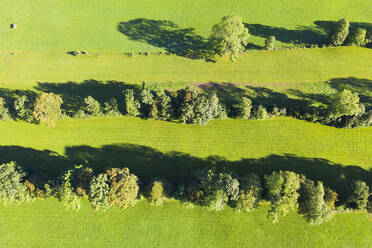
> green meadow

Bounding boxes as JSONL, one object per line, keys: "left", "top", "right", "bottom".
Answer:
{"left": 1, "top": 0, "right": 372, "bottom": 246}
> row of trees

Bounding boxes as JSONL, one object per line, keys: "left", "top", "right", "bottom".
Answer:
{"left": 1, "top": 161, "right": 370, "bottom": 224}
{"left": 0, "top": 84, "right": 370, "bottom": 128}
{"left": 328, "top": 19, "right": 371, "bottom": 47}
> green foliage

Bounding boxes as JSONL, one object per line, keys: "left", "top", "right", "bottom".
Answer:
{"left": 71, "top": 165, "right": 93, "bottom": 197}
{"left": 236, "top": 173, "right": 262, "bottom": 212}
{"left": 264, "top": 36, "right": 276, "bottom": 50}
{"left": 348, "top": 180, "right": 369, "bottom": 210}
{"left": 329, "top": 89, "right": 365, "bottom": 118}
{"left": 59, "top": 169, "right": 80, "bottom": 211}
{"left": 177, "top": 86, "right": 225, "bottom": 125}
{"left": 324, "top": 187, "right": 338, "bottom": 210}
{"left": 0, "top": 97, "right": 10, "bottom": 121}
{"left": 237, "top": 97, "right": 252, "bottom": 119}
{"left": 209, "top": 14, "right": 249, "bottom": 62}
{"left": 194, "top": 168, "right": 239, "bottom": 209}
{"left": 265, "top": 171, "right": 301, "bottom": 222}
{"left": 299, "top": 178, "right": 332, "bottom": 224}
{"left": 155, "top": 90, "right": 172, "bottom": 120}
{"left": 347, "top": 28, "right": 367, "bottom": 46}
{"left": 84, "top": 96, "right": 102, "bottom": 116}
{"left": 123, "top": 89, "right": 140, "bottom": 116}
{"left": 106, "top": 167, "right": 139, "bottom": 210}
{"left": 204, "top": 189, "right": 228, "bottom": 211}
{"left": 254, "top": 105, "right": 268, "bottom": 120}
{"left": 103, "top": 98, "right": 121, "bottom": 117}
{"left": 328, "top": 19, "right": 350, "bottom": 46}
{"left": 89, "top": 173, "right": 110, "bottom": 211}
{"left": 140, "top": 88, "right": 155, "bottom": 118}
{"left": 0, "top": 162, "right": 30, "bottom": 204}
{"left": 14, "top": 95, "right": 35, "bottom": 122}
{"left": 33, "top": 92, "right": 63, "bottom": 127}
{"left": 147, "top": 180, "right": 167, "bottom": 206}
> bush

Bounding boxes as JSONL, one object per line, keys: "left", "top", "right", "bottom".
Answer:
{"left": 237, "top": 97, "right": 252, "bottom": 119}
{"left": 155, "top": 89, "right": 172, "bottom": 120}
{"left": 59, "top": 169, "right": 80, "bottom": 210}
{"left": 103, "top": 98, "right": 121, "bottom": 117}
{"left": 265, "top": 171, "right": 301, "bottom": 222}
{"left": 347, "top": 180, "right": 369, "bottom": 210}
{"left": 123, "top": 89, "right": 140, "bottom": 116}
{"left": 236, "top": 173, "right": 262, "bottom": 212}
{"left": 14, "top": 95, "right": 35, "bottom": 122}
{"left": 209, "top": 14, "right": 250, "bottom": 62}
{"left": 71, "top": 165, "right": 93, "bottom": 197}
{"left": 347, "top": 28, "right": 367, "bottom": 46}
{"left": 106, "top": 167, "right": 139, "bottom": 210}
{"left": 0, "top": 97, "right": 10, "bottom": 121}
{"left": 299, "top": 177, "right": 332, "bottom": 224}
{"left": 89, "top": 173, "right": 110, "bottom": 211}
{"left": 324, "top": 187, "right": 338, "bottom": 210}
{"left": 253, "top": 105, "right": 269, "bottom": 120}
{"left": 84, "top": 96, "right": 102, "bottom": 116}
{"left": 264, "top": 36, "right": 276, "bottom": 50}
{"left": 33, "top": 92, "right": 63, "bottom": 127}
{"left": 146, "top": 179, "right": 171, "bottom": 205}
{"left": 0, "top": 162, "right": 30, "bottom": 204}
{"left": 329, "top": 89, "right": 365, "bottom": 118}
{"left": 328, "top": 19, "right": 350, "bottom": 46}
{"left": 204, "top": 189, "right": 228, "bottom": 211}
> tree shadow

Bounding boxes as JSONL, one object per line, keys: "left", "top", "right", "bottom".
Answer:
{"left": 117, "top": 18, "right": 215, "bottom": 61}
{"left": 244, "top": 23, "right": 327, "bottom": 45}
{"left": 314, "top": 20, "right": 372, "bottom": 36}
{"left": 328, "top": 77, "right": 372, "bottom": 108}
{"left": 35, "top": 80, "right": 140, "bottom": 114}
{"left": 0, "top": 144, "right": 371, "bottom": 201}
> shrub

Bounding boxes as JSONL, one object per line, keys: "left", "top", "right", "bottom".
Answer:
{"left": 253, "top": 105, "right": 269, "bottom": 120}
{"left": 237, "top": 97, "right": 252, "bottom": 119}
{"left": 264, "top": 36, "right": 276, "bottom": 50}
{"left": 328, "top": 19, "right": 350, "bottom": 46}
{"left": 236, "top": 173, "right": 262, "bottom": 212}
{"left": 347, "top": 180, "right": 369, "bottom": 210}
{"left": 59, "top": 169, "right": 80, "bottom": 210}
{"left": 73, "top": 109, "right": 87, "bottom": 119}
{"left": 0, "top": 97, "right": 10, "bottom": 121}
{"left": 347, "top": 28, "right": 367, "bottom": 46}
{"left": 33, "top": 92, "right": 63, "bottom": 127}
{"left": 329, "top": 89, "right": 365, "bottom": 118}
{"left": 103, "top": 98, "right": 121, "bottom": 117}
{"left": 84, "top": 96, "right": 102, "bottom": 116}
{"left": 299, "top": 178, "right": 332, "bottom": 224}
{"left": 147, "top": 179, "right": 171, "bottom": 206}
{"left": 89, "top": 173, "right": 110, "bottom": 211}
{"left": 123, "top": 89, "right": 140, "bottom": 116}
{"left": 204, "top": 189, "right": 228, "bottom": 211}
{"left": 0, "top": 162, "right": 30, "bottom": 204}
{"left": 324, "top": 187, "right": 338, "bottom": 210}
{"left": 156, "top": 90, "right": 172, "bottom": 120}
{"left": 106, "top": 167, "right": 139, "bottom": 210}
{"left": 14, "top": 95, "right": 35, "bottom": 122}
{"left": 209, "top": 14, "right": 250, "bottom": 62}
{"left": 71, "top": 165, "right": 93, "bottom": 197}
{"left": 265, "top": 171, "right": 300, "bottom": 222}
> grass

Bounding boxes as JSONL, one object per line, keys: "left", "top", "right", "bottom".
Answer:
{"left": 1, "top": 47, "right": 372, "bottom": 88}
{"left": 0, "top": 199, "right": 371, "bottom": 248}
{"left": 0, "top": 0, "right": 371, "bottom": 51}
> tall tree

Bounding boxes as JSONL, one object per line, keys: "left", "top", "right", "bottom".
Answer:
{"left": 209, "top": 14, "right": 249, "bottom": 62}
{"left": 33, "top": 93, "right": 63, "bottom": 127}
{"left": 328, "top": 19, "right": 350, "bottom": 46}
{"left": 123, "top": 89, "right": 140, "bottom": 116}
{"left": 329, "top": 89, "right": 365, "bottom": 118}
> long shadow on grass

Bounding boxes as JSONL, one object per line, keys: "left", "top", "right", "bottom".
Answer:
{"left": 117, "top": 18, "right": 215, "bottom": 61}
{"left": 0, "top": 144, "right": 371, "bottom": 200}
{"left": 35, "top": 80, "right": 140, "bottom": 114}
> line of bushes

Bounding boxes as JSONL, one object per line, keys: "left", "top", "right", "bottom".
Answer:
{"left": 0, "top": 83, "right": 371, "bottom": 128}
{"left": 1, "top": 161, "right": 371, "bottom": 224}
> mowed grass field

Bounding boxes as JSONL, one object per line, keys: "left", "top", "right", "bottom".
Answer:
{"left": 1, "top": 199, "right": 371, "bottom": 248}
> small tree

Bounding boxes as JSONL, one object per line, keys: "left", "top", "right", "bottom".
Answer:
{"left": 236, "top": 173, "right": 262, "bottom": 212}
{"left": 33, "top": 93, "right": 63, "bottom": 127}
{"left": 328, "top": 19, "right": 350, "bottom": 46}
{"left": 254, "top": 105, "right": 269, "bottom": 120}
{"left": 106, "top": 167, "right": 139, "bottom": 210}
{"left": 0, "top": 162, "right": 30, "bottom": 204}
{"left": 123, "top": 89, "right": 140, "bottom": 116}
{"left": 347, "top": 28, "right": 367, "bottom": 46}
{"left": 329, "top": 89, "right": 365, "bottom": 118}
{"left": 14, "top": 95, "right": 35, "bottom": 122}
{"left": 0, "top": 97, "right": 10, "bottom": 121}
{"left": 237, "top": 97, "right": 252, "bottom": 119}
{"left": 59, "top": 169, "right": 80, "bottom": 210}
{"left": 84, "top": 96, "right": 102, "bottom": 116}
{"left": 156, "top": 90, "right": 172, "bottom": 120}
{"left": 209, "top": 14, "right": 250, "bottom": 62}
{"left": 265, "top": 171, "right": 300, "bottom": 222}
{"left": 324, "top": 187, "right": 338, "bottom": 210}
{"left": 147, "top": 179, "right": 169, "bottom": 206}
{"left": 348, "top": 180, "right": 369, "bottom": 210}
{"left": 103, "top": 98, "right": 121, "bottom": 117}
{"left": 89, "top": 173, "right": 110, "bottom": 211}
{"left": 71, "top": 165, "right": 93, "bottom": 197}
{"left": 264, "top": 36, "right": 276, "bottom": 50}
